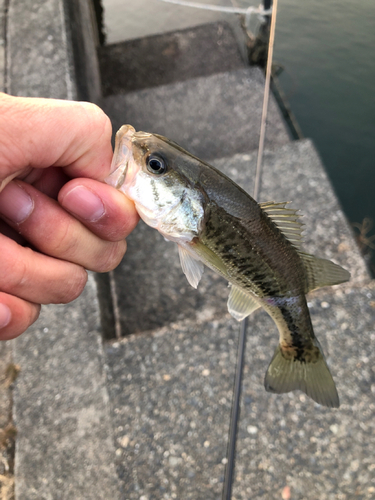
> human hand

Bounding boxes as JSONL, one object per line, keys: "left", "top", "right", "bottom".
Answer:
{"left": 0, "top": 93, "right": 139, "bottom": 340}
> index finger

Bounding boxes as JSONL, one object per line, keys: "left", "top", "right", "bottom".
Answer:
{"left": 0, "top": 93, "right": 113, "bottom": 184}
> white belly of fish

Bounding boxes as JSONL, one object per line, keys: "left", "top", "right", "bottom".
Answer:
{"left": 127, "top": 172, "right": 204, "bottom": 244}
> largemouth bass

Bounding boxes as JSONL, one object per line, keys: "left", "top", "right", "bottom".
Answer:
{"left": 106, "top": 125, "right": 350, "bottom": 408}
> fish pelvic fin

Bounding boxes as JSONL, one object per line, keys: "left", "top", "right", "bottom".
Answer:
{"left": 227, "top": 285, "right": 261, "bottom": 321}
{"left": 264, "top": 342, "right": 340, "bottom": 408}
{"left": 178, "top": 245, "right": 204, "bottom": 289}
{"left": 299, "top": 252, "right": 350, "bottom": 292}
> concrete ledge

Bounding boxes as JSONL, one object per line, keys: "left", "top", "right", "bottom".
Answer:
{"left": 6, "top": 0, "right": 100, "bottom": 101}
{"left": 100, "top": 67, "right": 291, "bottom": 161}
{"left": 233, "top": 281, "right": 375, "bottom": 499}
{"left": 104, "top": 282, "right": 375, "bottom": 499}
{"left": 99, "top": 21, "right": 246, "bottom": 95}
{"left": 13, "top": 275, "right": 121, "bottom": 500}
{"left": 7, "top": 0, "right": 76, "bottom": 99}
{"left": 105, "top": 318, "right": 237, "bottom": 500}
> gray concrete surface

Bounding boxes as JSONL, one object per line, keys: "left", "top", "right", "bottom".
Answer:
{"left": 102, "top": 0, "right": 227, "bottom": 45}
{"left": 13, "top": 275, "right": 121, "bottom": 500}
{"left": 6, "top": 0, "right": 76, "bottom": 99}
{"left": 99, "top": 21, "right": 246, "bottom": 95}
{"left": 104, "top": 282, "right": 375, "bottom": 500}
{"left": 234, "top": 281, "right": 375, "bottom": 500}
{"left": 6, "top": 0, "right": 101, "bottom": 101}
{"left": 100, "top": 67, "right": 291, "bottom": 160}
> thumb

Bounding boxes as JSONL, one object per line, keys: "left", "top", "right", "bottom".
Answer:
{"left": 0, "top": 93, "right": 113, "bottom": 184}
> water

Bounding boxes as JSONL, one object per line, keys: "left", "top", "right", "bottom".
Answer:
{"left": 273, "top": 0, "right": 375, "bottom": 270}
{"left": 102, "top": 0, "right": 375, "bottom": 268}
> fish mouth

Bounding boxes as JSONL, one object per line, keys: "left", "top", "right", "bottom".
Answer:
{"left": 105, "top": 125, "right": 136, "bottom": 190}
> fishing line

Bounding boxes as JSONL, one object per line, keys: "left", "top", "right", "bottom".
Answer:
{"left": 156, "top": 0, "right": 272, "bottom": 17}
{"left": 223, "top": 1, "right": 279, "bottom": 498}
{"left": 253, "top": 0, "right": 278, "bottom": 201}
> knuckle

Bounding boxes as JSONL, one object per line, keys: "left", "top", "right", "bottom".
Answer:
{"left": 93, "top": 240, "right": 127, "bottom": 273}
{"left": 47, "top": 218, "right": 79, "bottom": 260}
{"left": 57, "top": 266, "right": 88, "bottom": 304}
{"left": 2, "top": 246, "right": 30, "bottom": 293}
{"left": 79, "top": 102, "right": 112, "bottom": 139}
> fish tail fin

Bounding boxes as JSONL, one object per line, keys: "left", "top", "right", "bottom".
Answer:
{"left": 264, "top": 342, "right": 340, "bottom": 408}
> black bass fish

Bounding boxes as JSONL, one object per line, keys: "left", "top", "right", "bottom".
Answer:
{"left": 106, "top": 125, "right": 350, "bottom": 408}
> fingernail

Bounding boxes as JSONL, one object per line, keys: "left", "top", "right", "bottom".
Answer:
{"left": 61, "top": 186, "right": 105, "bottom": 222}
{"left": 0, "top": 182, "right": 34, "bottom": 223}
{"left": 0, "top": 303, "right": 11, "bottom": 329}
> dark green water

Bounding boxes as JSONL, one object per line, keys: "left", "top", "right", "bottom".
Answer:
{"left": 273, "top": 0, "right": 375, "bottom": 269}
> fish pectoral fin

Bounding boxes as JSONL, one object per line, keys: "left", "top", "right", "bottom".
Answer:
{"left": 264, "top": 343, "right": 340, "bottom": 408}
{"left": 227, "top": 285, "right": 261, "bottom": 321}
{"left": 178, "top": 245, "right": 204, "bottom": 289}
{"left": 299, "top": 252, "right": 350, "bottom": 292}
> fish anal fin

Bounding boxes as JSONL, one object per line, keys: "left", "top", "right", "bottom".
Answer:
{"left": 300, "top": 252, "right": 350, "bottom": 292}
{"left": 260, "top": 201, "right": 304, "bottom": 248}
{"left": 264, "top": 343, "right": 340, "bottom": 408}
{"left": 178, "top": 245, "right": 204, "bottom": 289}
{"left": 227, "top": 285, "right": 261, "bottom": 321}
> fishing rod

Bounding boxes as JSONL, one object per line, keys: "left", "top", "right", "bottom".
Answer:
{"left": 222, "top": 1, "right": 279, "bottom": 498}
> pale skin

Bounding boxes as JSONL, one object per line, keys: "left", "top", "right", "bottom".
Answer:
{"left": 0, "top": 93, "right": 139, "bottom": 340}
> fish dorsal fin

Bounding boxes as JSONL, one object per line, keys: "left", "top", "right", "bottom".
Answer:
{"left": 260, "top": 201, "right": 304, "bottom": 248}
{"left": 299, "top": 252, "right": 351, "bottom": 292}
{"left": 260, "top": 202, "right": 350, "bottom": 290}
{"left": 178, "top": 245, "right": 204, "bottom": 289}
{"left": 227, "top": 285, "right": 261, "bottom": 321}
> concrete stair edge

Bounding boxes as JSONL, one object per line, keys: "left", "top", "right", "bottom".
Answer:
{"left": 100, "top": 66, "right": 291, "bottom": 160}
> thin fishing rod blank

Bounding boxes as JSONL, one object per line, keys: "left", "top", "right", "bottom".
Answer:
{"left": 222, "top": 316, "right": 248, "bottom": 500}
{"left": 222, "top": 1, "right": 279, "bottom": 498}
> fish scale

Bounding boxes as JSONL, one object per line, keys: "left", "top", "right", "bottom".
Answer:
{"left": 199, "top": 203, "right": 281, "bottom": 296}
{"left": 106, "top": 124, "right": 350, "bottom": 408}
{"left": 199, "top": 200, "right": 318, "bottom": 359}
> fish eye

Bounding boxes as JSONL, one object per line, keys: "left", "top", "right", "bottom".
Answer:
{"left": 146, "top": 154, "right": 167, "bottom": 175}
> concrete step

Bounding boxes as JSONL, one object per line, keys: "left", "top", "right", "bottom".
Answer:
{"left": 100, "top": 67, "right": 291, "bottom": 161}
{"left": 108, "top": 138, "right": 369, "bottom": 337}
{"left": 12, "top": 275, "right": 121, "bottom": 500}
{"left": 99, "top": 21, "right": 247, "bottom": 96}
{"left": 104, "top": 280, "right": 375, "bottom": 500}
